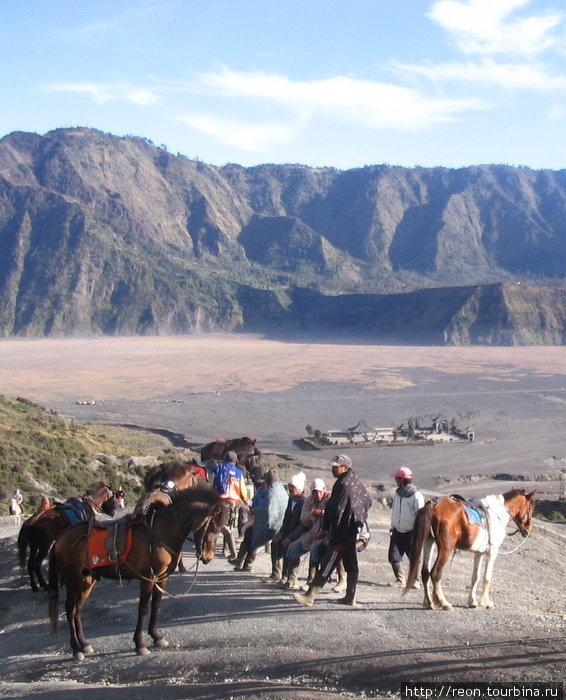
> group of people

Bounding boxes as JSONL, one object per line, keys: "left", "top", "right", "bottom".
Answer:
{"left": 208, "top": 449, "right": 425, "bottom": 608}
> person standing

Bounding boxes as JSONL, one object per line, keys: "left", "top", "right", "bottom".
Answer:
{"left": 211, "top": 451, "right": 249, "bottom": 559}
{"left": 293, "top": 455, "right": 372, "bottom": 608}
{"left": 388, "top": 466, "right": 425, "bottom": 587}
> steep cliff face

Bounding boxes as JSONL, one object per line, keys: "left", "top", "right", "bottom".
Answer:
{"left": 0, "top": 127, "right": 564, "bottom": 343}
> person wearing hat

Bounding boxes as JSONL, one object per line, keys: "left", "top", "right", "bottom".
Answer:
{"left": 263, "top": 472, "right": 308, "bottom": 584}
{"left": 389, "top": 466, "right": 425, "bottom": 587}
{"left": 211, "top": 451, "right": 249, "bottom": 560}
{"left": 281, "top": 478, "right": 330, "bottom": 590}
{"left": 293, "top": 455, "right": 372, "bottom": 607}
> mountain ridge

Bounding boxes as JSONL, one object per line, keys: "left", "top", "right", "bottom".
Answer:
{"left": 0, "top": 127, "right": 564, "bottom": 344}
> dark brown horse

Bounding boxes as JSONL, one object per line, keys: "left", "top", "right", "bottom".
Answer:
{"left": 18, "top": 482, "right": 114, "bottom": 592}
{"left": 48, "top": 484, "right": 227, "bottom": 659}
{"left": 142, "top": 460, "right": 198, "bottom": 493}
{"left": 406, "top": 489, "right": 535, "bottom": 610}
{"left": 200, "top": 437, "right": 258, "bottom": 463}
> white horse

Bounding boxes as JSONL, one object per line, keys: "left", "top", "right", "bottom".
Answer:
{"left": 406, "top": 490, "right": 535, "bottom": 610}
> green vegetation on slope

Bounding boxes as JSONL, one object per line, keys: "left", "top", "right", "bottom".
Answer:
{"left": 0, "top": 394, "right": 176, "bottom": 513}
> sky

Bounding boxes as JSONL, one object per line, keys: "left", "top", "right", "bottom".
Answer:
{"left": 1, "top": 0, "right": 564, "bottom": 171}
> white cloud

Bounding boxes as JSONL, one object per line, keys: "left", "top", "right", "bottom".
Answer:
{"left": 429, "top": 0, "right": 563, "bottom": 55}
{"left": 196, "top": 67, "right": 485, "bottom": 133}
{"left": 396, "top": 57, "right": 566, "bottom": 91}
{"left": 41, "top": 82, "right": 161, "bottom": 106}
{"left": 176, "top": 113, "right": 303, "bottom": 152}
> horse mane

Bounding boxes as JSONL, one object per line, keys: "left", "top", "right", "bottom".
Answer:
{"left": 143, "top": 461, "right": 193, "bottom": 491}
{"left": 502, "top": 488, "right": 529, "bottom": 500}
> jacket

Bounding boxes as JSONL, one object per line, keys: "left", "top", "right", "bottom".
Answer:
{"left": 390, "top": 484, "right": 425, "bottom": 533}
{"left": 299, "top": 491, "right": 330, "bottom": 549}
{"left": 323, "top": 469, "right": 372, "bottom": 546}
{"left": 278, "top": 493, "right": 308, "bottom": 541}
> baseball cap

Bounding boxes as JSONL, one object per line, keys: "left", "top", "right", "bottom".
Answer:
{"left": 311, "top": 478, "right": 325, "bottom": 492}
{"left": 392, "top": 466, "right": 413, "bottom": 479}
{"left": 332, "top": 455, "right": 352, "bottom": 468}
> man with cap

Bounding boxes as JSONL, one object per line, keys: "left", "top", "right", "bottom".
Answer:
{"left": 281, "top": 477, "right": 330, "bottom": 590}
{"left": 389, "top": 466, "right": 425, "bottom": 587}
{"left": 293, "top": 455, "right": 372, "bottom": 607}
{"left": 263, "top": 472, "right": 308, "bottom": 584}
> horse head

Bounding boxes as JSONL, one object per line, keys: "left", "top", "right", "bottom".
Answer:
{"left": 192, "top": 500, "right": 228, "bottom": 564}
{"left": 85, "top": 482, "right": 113, "bottom": 510}
{"left": 505, "top": 489, "right": 536, "bottom": 537}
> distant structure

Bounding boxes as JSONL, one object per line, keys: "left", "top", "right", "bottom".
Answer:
{"left": 309, "top": 415, "right": 474, "bottom": 447}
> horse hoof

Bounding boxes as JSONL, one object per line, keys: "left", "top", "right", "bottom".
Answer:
{"left": 82, "top": 644, "right": 94, "bottom": 655}
{"left": 442, "top": 603, "right": 454, "bottom": 611}
{"left": 136, "top": 646, "right": 151, "bottom": 656}
{"left": 73, "top": 651, "right": 85, "bottom": 662}
{"left": 154, "top": 638, "right": 169, "bottom": 649}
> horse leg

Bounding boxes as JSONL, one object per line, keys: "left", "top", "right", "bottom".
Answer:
{"left": 479, "top": 548, "right": 498, "bottom": 608}
{"left": 421, "top": 538, "right": 435, "bottom": 609}
{"left": 430, "top": 544, "right": 454, "bottom": 611}
{"left": 65, "top": 576, "right": 95, "bottom": 660}
{"left": 468, "top": 552, "right": 483, "bottom": 608}
{"left": 134, "top": 581, "right": 153, "bottom": 655}
{"left": 148, "top": 583, "right": 169, "bottom": 649}
{"left": 27, "top": 544, "right": 40, "bottom": 593}
{"left": 34, "top": 544, "right": 51, "bottom": 591}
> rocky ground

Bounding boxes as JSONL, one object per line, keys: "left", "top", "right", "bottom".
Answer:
{"left": 1, "top": 499, "right": 565, "bottom": 699}
{"left": 0, "top": 336, "right": 564, "bottom": 698}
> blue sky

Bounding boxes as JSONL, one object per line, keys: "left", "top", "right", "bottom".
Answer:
{"left": 1, "top": 0, "right": 564, "bottom": 170}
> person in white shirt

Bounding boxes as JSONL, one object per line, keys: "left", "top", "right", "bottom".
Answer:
{"left": 389, "top": 467, "right": 425, "bottom": 587}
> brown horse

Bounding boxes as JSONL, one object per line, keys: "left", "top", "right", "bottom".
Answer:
{"left": 406, "top": 489, "right": 535, "bottom": 610}
{"left": 48, "top": 484, "right": 227, "bottom": 659}
{"left": 18, "top": 482, "right": 114, "bottom": 592}
{"left": 136, "top": 461, "right": 200, "bottom": 573}
{"left": 142, "top": 460, "right": 198, "bottom": 493}
{"left": 200, "top": 437, "right": 258, "bottom": 463}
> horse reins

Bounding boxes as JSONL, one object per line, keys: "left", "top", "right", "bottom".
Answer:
{"left": 119, "top": 498, "right": 222, "bottom": 597}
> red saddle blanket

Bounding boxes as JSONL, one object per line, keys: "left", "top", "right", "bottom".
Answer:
{"left": 87, "top": 526, "right": 133, "bottom": 568}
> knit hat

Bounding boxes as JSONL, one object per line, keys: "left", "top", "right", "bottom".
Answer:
{"left": 311, "top": 478, "right": 325, "bottom": 492}
{"left": 289, "top": 472, "right": 306, "bottom": 492}
{"left": 226, "top": 451, "right": 238, "bottom": 462}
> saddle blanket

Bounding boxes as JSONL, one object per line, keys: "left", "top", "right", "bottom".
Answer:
{"left": 463, "top": 504, "right": 483, "bottom": 526}
{"left": 88, "top": 526, "right": 133, "bottom": 568}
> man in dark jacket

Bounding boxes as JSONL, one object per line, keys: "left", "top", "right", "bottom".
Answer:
{"left": 263, "top": 472, "right": 307, "bottom": 584}
{"left": 293, "top": 455, "right": 372, "bottom": 607}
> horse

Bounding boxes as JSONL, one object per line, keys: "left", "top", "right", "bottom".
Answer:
{"left": 48, "top": 484, "right": 228, "bottom": 660}
{"left": 136, "top": 460, "right": 201, "bottom": 573}
{"left": 18, "top": 482, "right": 114, "bottom": 592}
{"left": 405, "top": 489, "right": 535, "bottom": 610}
{"left": 142, "top": 460, "right": 198, "bottom": 493}
{"left": 200, "top": 437, "right": 257, "bottom": 464}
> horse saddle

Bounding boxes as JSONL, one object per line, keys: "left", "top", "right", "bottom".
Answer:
{"left": 450, "top": 494, "right": 486, "bottom": 527}
{"left": 88, "top": 514, "right": 135, "bottom": 568}
{"left": 57, "top": 497, "right": 94, "bottom": 525}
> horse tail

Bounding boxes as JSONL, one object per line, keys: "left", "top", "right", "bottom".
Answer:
{"left": 17, "top": 523, "right": 30, "bottom": 569}
{"left": 47, "top": 547, "right": 60, "bottom": 640}
{"left": 405, "top": 501, "right": 434, "bottom": 592}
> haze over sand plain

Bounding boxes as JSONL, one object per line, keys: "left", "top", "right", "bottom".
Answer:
{"left": 0, "top": 334, "right": 564, "bottom": 495}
